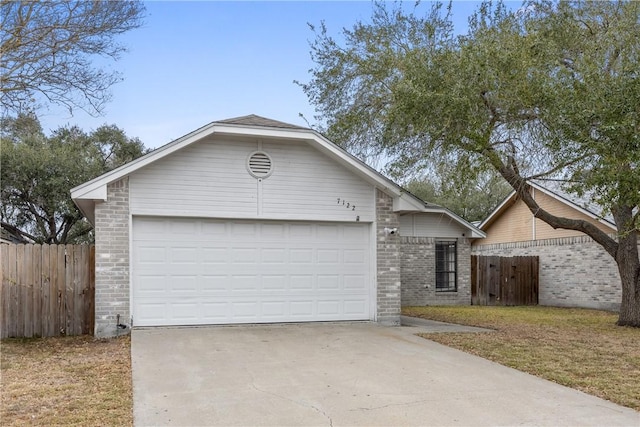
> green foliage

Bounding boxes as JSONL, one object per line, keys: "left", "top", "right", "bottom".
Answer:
{"left": 302, "top": 0, "right": 640, "bottom": 324}
{"left": 404, "top": 167, "right": 511, "bottom": 222}
{"left": 301, "top": 0, "right": 639, "bottom": 234}
{"left": 0, "top": 114, "right": 146, "bottom": 243}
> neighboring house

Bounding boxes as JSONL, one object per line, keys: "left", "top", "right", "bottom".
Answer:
{"left": 0, "top": 221, "right": 30, "bottom": 244}
{"left": 472, "top": 180, "right": 624, "bottom": 311}
{"left": 71, "top": 115, "right": 485, "bottom": 337}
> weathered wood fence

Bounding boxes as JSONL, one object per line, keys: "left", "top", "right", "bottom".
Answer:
{"left": 1, "top": 244, "right": 95, "bottom": 339}
{"left": 471, "top": 255, "right": 539, "bottom": 306}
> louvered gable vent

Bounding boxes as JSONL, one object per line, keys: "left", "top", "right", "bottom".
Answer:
{"left": 247, "top": 151, "right": 273, "bottom": 179}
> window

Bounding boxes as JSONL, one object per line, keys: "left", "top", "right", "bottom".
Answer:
{"left": 435, "top": 240, "right": 457, "bottom": 292}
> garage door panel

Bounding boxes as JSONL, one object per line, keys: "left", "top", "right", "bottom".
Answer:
{"left": 317, "top": 300, "right": 340, "bottom": 315}
{"left": 344, "top": 275, "right": 366, "bottom": 289}
{"left": 137, "top": 276, "right": 166, "bottom": 294}
{"left": 262, "top": 249, "right": 286, "bottom": 263}
{"left": 262, "top": 275, "right": 287, "bottom": 290}
{"left": 202, "top": 303, "right": 228, "bottom": 320}
{"left": 201, "top": 275, "right": 229, "bottom": 292}
{"left": 133, "top": 217, "right": 371, "bottom": 326}
{"left": 291, "top": 275, "right": 314, "bottom": 290}
{"left": 344, "top": 299, "right": 367, "bottom": 314}
{"left": 137, "top": 246, "right": 166, "bottom": 264}
{"left": 344, "top": 249, "right": 366, "bottom": 264}
{"left": 290, "top": 249, "right": 313, "bottom": 263}
{"left": 202, "top": 249, "right": 228, "bottom": 263}
{"left": 171, "top": 303, "right": 199, "bottom": 321}
{"left": 170, "top": 247, "right": 198, "bottom": 264}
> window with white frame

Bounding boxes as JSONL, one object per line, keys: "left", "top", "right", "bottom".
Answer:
{"left": 435, "top": 240, "right": 457, "bottom": 292}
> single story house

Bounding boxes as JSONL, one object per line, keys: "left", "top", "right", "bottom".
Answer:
{"left": 472, "top": 180, "right": 625, "bottom": 311}
{"left": 71, "top": 115, "right": 484, "bottom": 337}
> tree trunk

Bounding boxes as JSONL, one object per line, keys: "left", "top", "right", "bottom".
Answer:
{"left": 614, "top": 211, "right": 640, "bottom": 327}
{"left": 493, "top": 161, "right": 640, "bottom": 327}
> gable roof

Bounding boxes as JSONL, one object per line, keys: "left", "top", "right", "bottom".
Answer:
{"left": 478, "top": 180, "right": 616, "bottom": 232}
{"left": 71, "top": 114, "right": 485, "bottom": 238}
{"left": 216, "top": 114, "right": 308, "bottom": 130}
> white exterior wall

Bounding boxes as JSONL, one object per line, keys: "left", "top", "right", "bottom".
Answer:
{"left": 399, "top": 213, "right": 467, "bottom": 238}
{"left": 129, "top": 137, "right": 374, "bottom": 222}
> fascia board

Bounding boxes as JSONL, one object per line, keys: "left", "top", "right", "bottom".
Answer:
{"left": 529, "top": 181, "right": 617, "bottom": 230}
{"left": 406, "top": 205, "right": 487, "bottom": 238}
{"left": 393, "top": 194, "right": 426, "bottom": 212}
{"left": 478, "top": 191, "right": 517, "bottom": 230}
{"left": 301, "top": 130, "right": 482, "bottom": 236}
{"left": 72, "top": 185, "right": 107, "bottom": 201}
{"left": 436, "top": 208, "right": 487, "bottom": 238}
{"left": 71, "top": 121, "right": 221, "bottom": 198}
{"left": 305, "top": 131, "right": 404, "bottom": 197}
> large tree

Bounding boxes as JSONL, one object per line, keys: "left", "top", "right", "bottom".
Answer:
{"left": 0, "top": 114, "right": 146, "bottom": 243}
{"left": 301, "top": 1, "right": 640, "bottom": 325}
{"left": 0, "top": 0, "right": 145, "bottom": 115}
{"left": 405, "top": 167, "right": 511, "bottom": 223}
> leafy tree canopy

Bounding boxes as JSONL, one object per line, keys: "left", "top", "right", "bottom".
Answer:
{"left": 301, "top": 0, "right": 640, "bottom": 325}
{"left": 1, "top": 0, "right": 145, "bottom": 115}
{"left": 1, "top": 114, "right": 147, "bottom": 243}
{"left": 405, "top": 167, "right": 510, "bottom": 223}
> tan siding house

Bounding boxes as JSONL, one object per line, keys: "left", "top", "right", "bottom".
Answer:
{"left": 475, "top": 184, "right": 616, "bottom": 246}
{"left": 472, "top": 181, "right": 623, "bottom": 311}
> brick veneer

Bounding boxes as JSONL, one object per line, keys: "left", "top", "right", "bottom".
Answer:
{"left": 92, "top": 185, "right": 414, "bottom": 334}
{"left": 400, "top": 237, "right": 472, "bottom": 306}
{"left": 472, "top": 235, "right": 629, "bottom": 311}
{"left": 375, "top": 190, "right": 401, "bottom": 325}
{"left": 94, "top": 178, "right": 130, "bottom": 337}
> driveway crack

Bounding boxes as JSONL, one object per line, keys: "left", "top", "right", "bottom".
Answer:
{"left": 351, "top": 397, "right": 434, "bottom": 412}
{"left": 249, "top": 382, "right": 333, "bottom": 426}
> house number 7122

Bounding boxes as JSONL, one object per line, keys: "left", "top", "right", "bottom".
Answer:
{"left": 337, "top": 198, "right": 356, "bottom": 211}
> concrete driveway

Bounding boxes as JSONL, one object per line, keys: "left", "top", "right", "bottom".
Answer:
{"left": 132, "top": 322, "right": 638, "bottom": 426}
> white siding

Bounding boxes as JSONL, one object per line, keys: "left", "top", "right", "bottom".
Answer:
{"left": 400, "top": 213, "right": 466, "bottom": 238}
{"left": 129, "top": 137, "right": 375, "bottom": 222}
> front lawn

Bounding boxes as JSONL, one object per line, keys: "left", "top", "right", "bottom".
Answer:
{"left": 403, "top": 306, "right": 640, "bottom": 410}
{"left": 1, "top": 335, "right": 132, "bottom": 426}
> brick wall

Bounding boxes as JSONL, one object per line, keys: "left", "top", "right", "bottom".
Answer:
{"left": 472, "top": 235, "right": 625, "bottom": 311}
{"left": 94, "top": 178, "right": 130, "bottom": 337}
{"left": 375, "top": 190, "right": 401, "bottom": 325}
{"left": 400, "top": 237, "right": 471, "bottom": 306}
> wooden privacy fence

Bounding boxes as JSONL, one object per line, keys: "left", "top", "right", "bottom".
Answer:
{"left": 1, "top": 244, "right": 95, "bottom": 339}
{"left": 471, "top": 255, "right": 539, "bottom": 306}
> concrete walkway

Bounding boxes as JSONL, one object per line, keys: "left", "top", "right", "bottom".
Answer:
{"left": 132, "top": 322, "right": 638, "bottom": 426}
{"left": 400, "top": 315, "right": 494, "bottom": 332}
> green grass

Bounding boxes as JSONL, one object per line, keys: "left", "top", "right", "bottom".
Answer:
{"left": 403, "top": 306, "right": 640, "bottom": 410}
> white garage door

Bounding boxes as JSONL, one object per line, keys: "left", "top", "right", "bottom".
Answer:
{"left": 132, "top": 217, "right": 372, "bottom": 326}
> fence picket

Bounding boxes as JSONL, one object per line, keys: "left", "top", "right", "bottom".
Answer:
{"left": 0, "top": 244, "right": 95, "bottom": 338}
{"left": 31, "top": 245, "right": 42, "bottom": 337}
{"left": 471, "top": 255, "right": 539, "bottom": 306}
{"left": 41, "top": 244, "right": 51, "bottom": 337}
{"left": 57, "top": 245, "right": 66, "bottom": 336}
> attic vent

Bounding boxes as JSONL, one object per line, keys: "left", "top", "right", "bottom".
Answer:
{"left": 247, "top": 151, "right": 273, "bottom": 179}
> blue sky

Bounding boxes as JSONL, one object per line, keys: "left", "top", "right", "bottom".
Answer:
{"left": 38, "top": 1, "right": 495, "bottom": 149}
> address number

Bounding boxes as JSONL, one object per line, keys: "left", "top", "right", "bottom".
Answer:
{"left": 337, "top": 198, "right": 356, "bottom": 211}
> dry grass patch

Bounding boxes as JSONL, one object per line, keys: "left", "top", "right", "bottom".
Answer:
{"left": 403, "top": 306, "right": 640, "bottom": 410}
{"left": 1, "top": 335, "right": 132, "bottom": 426}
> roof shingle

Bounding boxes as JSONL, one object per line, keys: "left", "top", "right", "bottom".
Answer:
{"left": 215, "top": 114, "right": 308, "bottom": 130}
